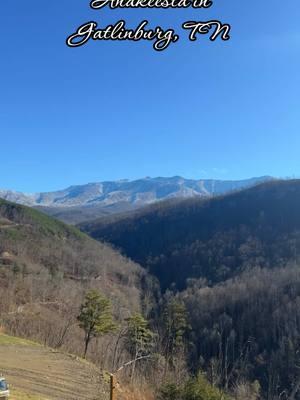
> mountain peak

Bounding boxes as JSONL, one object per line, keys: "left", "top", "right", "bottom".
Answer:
{"left": 0, "top": 176, "right": 275, "bottom": 224}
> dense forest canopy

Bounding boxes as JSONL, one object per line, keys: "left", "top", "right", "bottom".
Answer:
{"left": 180, "top": 266, "right": 300, "bottom": 399}
{"left": 81, "top": 180, "right": 300, "bottom": 290}
{"left": 79, "top": 180, "right": 300, "bottom": 399}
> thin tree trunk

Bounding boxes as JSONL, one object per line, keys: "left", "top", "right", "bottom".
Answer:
{"left": 84, "top": 332, "right": 91, "bottom": 359}
{"left": 131, "top": 347, "right": 139, "bottom": 383}
{"left": 112, "top": 330, "right": 123, "bottom": 371}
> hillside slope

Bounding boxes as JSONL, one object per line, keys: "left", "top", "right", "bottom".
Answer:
{"left": 81, "top": 179, "right": 300, "bottom": 290}
{"left": 0, "top": 199, "right": 145, "bottom": 358}
{"left": 0, "top": 333, "right": 156, "bottom": 400}
{"left": 0, "top": 333, "right": 103, "bottom": 400}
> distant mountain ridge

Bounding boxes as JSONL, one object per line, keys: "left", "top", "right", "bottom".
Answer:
{"left": 80, "top": 179, "right": 300, "bottom": 290}
{"left": 0, "top": 176, "right": 273, "bottom": 208}
{"left": 0, "top": 176, "right": 274, "bottom": 223}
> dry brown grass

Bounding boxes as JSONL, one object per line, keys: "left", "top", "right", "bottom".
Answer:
{"left": 117, "top": 385, "right": 155, "bottom": 400}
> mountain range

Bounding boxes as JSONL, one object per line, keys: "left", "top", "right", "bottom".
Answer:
{"left": 0, "top": 176, "right": 273, "bottom": 223}
{"left": 81, "top": 179, "right": 300, "bottom": 290}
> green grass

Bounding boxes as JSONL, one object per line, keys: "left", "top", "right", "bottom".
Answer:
{"left": 0, "top": 198, "right": 86, "bottom": 240}
{"left": 1, "top": 226, "right": 26, "bottom": 241}
{"left": 23, "top": 206, "right": 83, "bottom": 237}
{"left": 0, "top": 333, "right": 39, "bottom": 347}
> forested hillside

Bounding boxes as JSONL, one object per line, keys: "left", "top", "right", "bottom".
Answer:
{"left": 0, "top": 198, "right": 146, "bottom": 367}
{"left": 79, "top": 180, "right": 300, "bottom": 399}
{"left": 179, "top": 266, "right": 300, "bottom": 399}
{"left": 81, "top": 180, "right": 300, "bottom": 290}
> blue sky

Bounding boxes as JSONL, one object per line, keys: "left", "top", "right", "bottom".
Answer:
{"left": 1, "top": 0, "right": 299, "bottom": 192}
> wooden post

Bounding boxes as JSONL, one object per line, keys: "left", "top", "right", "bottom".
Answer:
{"left": 109, "top": 355, "right": 151, "bottom": 399}
{"left": 110, "top": 374, "right": 115, "bottom": 400}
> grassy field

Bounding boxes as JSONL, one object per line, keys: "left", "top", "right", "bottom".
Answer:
{"left": 0, "top": 333, "right": 106, "bottom": 400}
{"left": 9, "top": 389, "right": 47, "bottom": 400}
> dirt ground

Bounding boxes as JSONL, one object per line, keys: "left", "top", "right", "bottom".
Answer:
{"left": 0, "top": 335, "right": 107, "bottom": 400}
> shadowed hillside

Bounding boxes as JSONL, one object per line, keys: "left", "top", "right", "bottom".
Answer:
{"left": 79, "top": 180, "right": 300, "bottom": 398}
{"left": 81, "top": 179, "right": 300, "bottom": 290}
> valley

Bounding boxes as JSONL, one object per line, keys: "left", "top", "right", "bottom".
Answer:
{"left": 81, "top": 179, "right": 300, "bottom": 289}
{"left": 1, "top": 178, "right": 300, "bottom": 400}
{"left": 2, "top": 0, "right": 295, "bottom": 398}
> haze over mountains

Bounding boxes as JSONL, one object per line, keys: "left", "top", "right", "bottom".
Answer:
{"left": 0, "top": 176, "right": 273, "bottom": 223}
